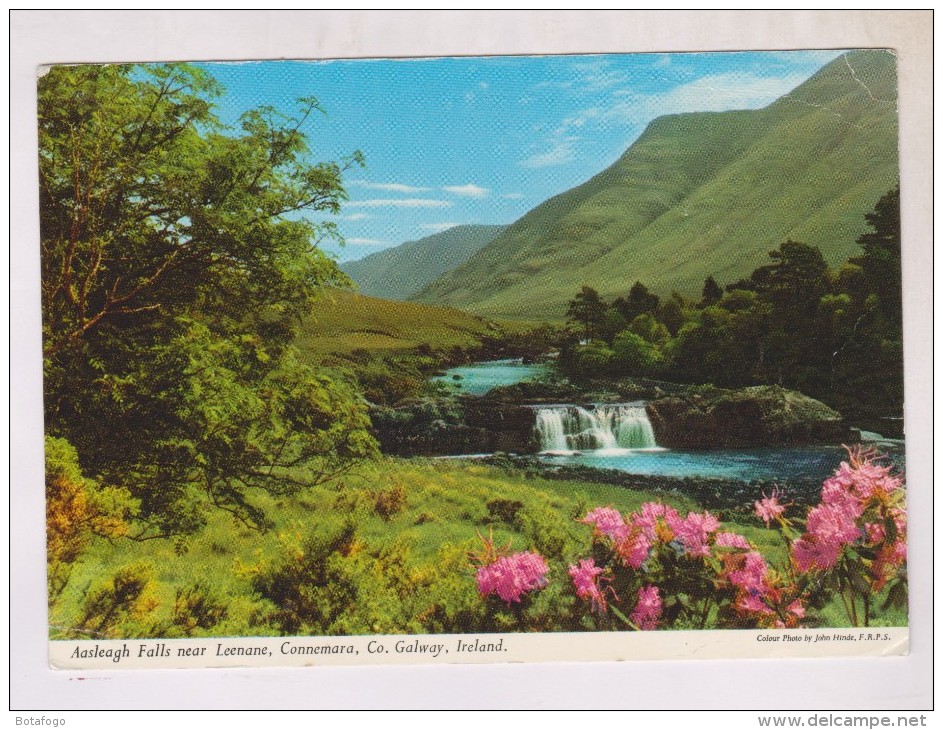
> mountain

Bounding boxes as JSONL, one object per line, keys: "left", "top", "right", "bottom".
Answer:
{"left": 414, "top": 50, "right": 900, "bottom": 320}
{"left": 340, "top": 224, "right": 506, "bottom": 300}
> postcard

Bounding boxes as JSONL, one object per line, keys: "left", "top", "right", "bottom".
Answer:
{"left": 39, "top": 48, "right": 909, "bottom": 670}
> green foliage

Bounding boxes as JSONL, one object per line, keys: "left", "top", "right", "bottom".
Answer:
{"left": 612, "top": 331, "right": 664, "bottom": 374}
{"left": 164, "top": 582, "right": 229, "bottom": 637}
{"left": 700, "top": 276, "right": 723, "bottom": 307}
{"left": 45, "top": 436, "right": 135, "bottom": 597}
{"left": 39, "top": 63, "right": 376, "bottom": 536}
{"left": 252, "top": 521, "right": 361, "bottom": 635}
{"left": 613, "top": 282, "right": 660, "bottom": 324}
{"left": 566, "top": 286, "right": 607, "bottom": 341}
{"left": 74, "top": 563, "right": 159, "bottom": 639}
{"left": 566, "top": 341, "right": 616, "bottom": 378}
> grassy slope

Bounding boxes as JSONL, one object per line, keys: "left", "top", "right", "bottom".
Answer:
{"left": 414, "top": 50, "right": 899, "bottom": 320}
{"left": 50, "top": 459, "right": 904, "bottom": 638}
{"left": 340, "top": 224, "right": 507, "bottom": 300}
{"left": 295, "top": 287, "right": 506, "bottom": 357}
{"left": 48, "top": 460, "right": 765, "bottom": 638}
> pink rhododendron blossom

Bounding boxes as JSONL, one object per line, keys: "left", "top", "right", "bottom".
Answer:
{"left": 822, "top": 449, "right": 903, "bottom": 508}
{"left": 715, "top": 532, "right": 751, "bottom": 549}
{"left": 568, "top": 559, "right": 608, "bottom": 613}
{"left": 671, "top": 511, "right": 720, "bottom": 557}
{"left": 476, "top": 551, "right": 549, "bottom": 604}
{"left": 864, "top": 522, "right": 886, "bottom": 543}
{"left": 792, "top": 501, "right": 862, "bottom": 571}
{"left": 581, "top": 507, "right": 628, "bottom": 541}
{"left": 871, "top": 539, "right": 907, "bottom": 591}
{"left": 726, "top": 551, "right": 773, "bottom": 615}
{"left": 630, "top": 585, "right": 662, "bottom": 630}
{"left": 614, "top": 528, "right": 652, "bottom": 569}
{"left": 755, "top": 489, "right": 786, "bottom": 526}
{"left": 633, "top": 502, "right": 681, "bottom": 542}
{"left": 787, "top": 600, "right": 806, "bottom": 619}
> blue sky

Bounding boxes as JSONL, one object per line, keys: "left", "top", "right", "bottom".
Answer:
{"left": 198, "top": 50, "right": 843, "bottom": 263}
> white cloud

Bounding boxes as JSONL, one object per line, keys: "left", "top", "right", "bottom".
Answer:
{"left": 346, "top": 238, "right": 387, "bottom": 245}
{"left": 419, "top": 222, "right": 459, "bottom": 232}
{"left": 655, "top": 71, "right": 810, "bottom": 112}
{"left": 520, "top": 136, "right": 580, "bottom": 169}
{"left": 443, "top": 184, "right": 490, "bottom": 198}
{"left": 348, "top": 179, "right": 431, "bottom": 193}
{"left": 348, "top": 199, "right": 453, "bottom": 208}
{"left": 340, "top": 212, "right": 370, "bottom": 221}
{"left": 502, "top": 193, "right": 524, "bottom": 200}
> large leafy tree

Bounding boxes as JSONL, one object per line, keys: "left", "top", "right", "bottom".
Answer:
{"left": 39, "top": 64, "right": 376, "bottom": 537}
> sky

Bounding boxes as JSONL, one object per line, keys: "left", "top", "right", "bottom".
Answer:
{"left": 197, "top": 50, "right": 844, "bottom": 263}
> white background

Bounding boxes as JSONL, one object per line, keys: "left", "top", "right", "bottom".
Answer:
{"left": 9, "top": 10, "right": 933, "bottom": 712}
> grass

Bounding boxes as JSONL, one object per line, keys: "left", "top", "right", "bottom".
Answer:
{"left": 296, "top": 288, "right": 510, "bottom": 358}
{"left": 49, "top": 458, "right": 905, "bottom": 639}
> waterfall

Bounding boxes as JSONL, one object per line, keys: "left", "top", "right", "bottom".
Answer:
{"left": 534, "top": 403, "right": 658, "bottom": 453}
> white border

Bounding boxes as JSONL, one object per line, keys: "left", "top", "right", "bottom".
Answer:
{"left": 10, "top": 10, "right": 933, "bottom": 710}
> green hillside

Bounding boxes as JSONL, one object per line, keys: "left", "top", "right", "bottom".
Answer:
{"left": 296, "top": 287, "right": 503, "bottom": 357}
{"left": 340, "top": 224, "right": 506, "bottom": 300}
{"left": 414, "top": 50, "right": 899, "bottom": 320}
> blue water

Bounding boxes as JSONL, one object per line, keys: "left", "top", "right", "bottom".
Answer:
{"left": 431, "top": 360, "right": 905, "bottom": 483}
{"left": 433, "top": 359, "right": 550, "bottom": 396}
{"left": 543, "top": 446, "right": 854, "bottom": 482}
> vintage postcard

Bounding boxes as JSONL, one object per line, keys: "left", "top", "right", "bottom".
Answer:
{"left": 40, "top": 49, "right": 908, "bottom": 670}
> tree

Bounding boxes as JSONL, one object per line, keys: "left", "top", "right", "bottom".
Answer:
{"left": 566, "top": 286, "right": 607, "bottom": 341}
{"left": 39, "top": 64, "right": 376, "bottom": 536}
{"left": 612, "top": 281, "right": 660, "bottom": 323}
{"left": 700, "top": 276, "right": 723, "bottom": 307}
{"left": 851, "top": 185, "right": 901, "bottom": 324}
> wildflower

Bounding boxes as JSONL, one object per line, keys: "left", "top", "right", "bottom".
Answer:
{"left": 715, "top": 532, "right": 751, "bottom": 550}
{"left": 476, "top": 551, "right": 549, "bottom": 604}
{"left": 614, "top": 528, "right": 651, "bottom": 569}
{"left": 630, "top": 585, "right": 662, "bottom": 630}
{"left": 822, "top": 447, "right": 903, "bottom": 508}
{"left": 670, "top": 511, "right": 720, "bottom": 557}
{"left": 726, "top": 551, "right": 771, "bottom": 614}
{"left": 871, "top": 538, "right": 907, "bottom": 591}
{"left": 568, "top": 558, "right": 608, "bottom": 613}
{"left": 792, "top": 501, "right": 862, "bottom": 571}
{"left": 633, "top": 502, "right": 681, "bottom": 542}
{"left": 581, "top": 507, "right": 628, "bottom": 541}
{"left": 754, "top": 489, "right": 786, "bottom": 527}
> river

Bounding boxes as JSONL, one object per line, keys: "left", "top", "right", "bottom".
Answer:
{"left": 434, "top": 360, "right": 904, "bottom": 483}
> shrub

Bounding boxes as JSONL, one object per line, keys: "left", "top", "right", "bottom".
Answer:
{"left": 469, "top": 449, "right": 907, "bottom": 631}
{"left": 74, "top": 562, "right": 159, "bottom": 639}
{"left": 45, "top": 436, "right": 134, "bottom": 597}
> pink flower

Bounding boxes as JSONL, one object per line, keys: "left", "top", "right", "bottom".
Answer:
{"left": 581, "top": 507, "right": 628, "bottom": 541}
{"left": 671, "top": 511, "right": 720, "bottom": 557}
{"left": 476, "top": 551, "right": 549, "bottom": 604}
{"left": 568, "top": 559, "right": 608, "bottom": 613}
{"left": 630, "top": 586, "right": 662, "bottom": 630}
{"left": 615, "top": 528, "right": 651, "bottom": 569}
{"left": 822, "top": 449, "right": 903, "bottom": 507}
{"left": 715, "top": 532, "right": 751, "bottom": 550}
{"left": 633, "top": 502, "right": 681, "bottom": 542}
{"left": 871, "top": 539, "right": 907, "bottom": 591}
{"left": 727, "top": 551, "right": 768, "bottom": 591}
{"left": 792, "top": 501, "right": 862, "bottom": 572}
{"left": 755, "top": 489, "right": 786, "bottom": 526}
